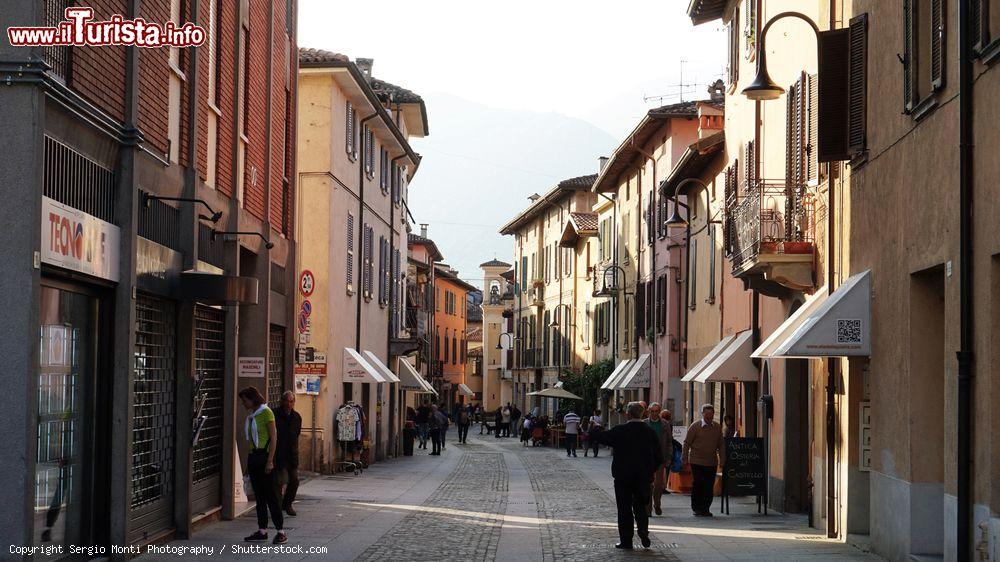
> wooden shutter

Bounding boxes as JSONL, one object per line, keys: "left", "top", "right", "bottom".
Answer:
{"left": 346, "top": 101, "right": 354, "bottom": 155}
{"left": 656, "top": 275, "right": 667, "bottom": 335}
{"left": 635, "top": 281, "right": 646, "bottom": 336}
{"left": 903, "top": 0, "right": 915, "bottom": 112}
{"left": 364, "top": 225, "right": 374, "bottom": 297}
{"left": 971, "top": 0, "right": 986, "bottom": 52}
{"left": 346, "top": 213, "right": 354, "bottom": 292}
{"left": 817, "top": 28, "right": 851, "bottom": 162}
{"left": 931, "top": 0, "right": 945, "bottom": 90}
{"left": 708, "top": 224, "right": 716, "bottom": 304}
{"left": 848, "top": 14, "right": 869, "bottom": 155}
{"left": 807, "top": 73, "right": 819, "bottom": 181}
{"left": 689, "top": 238, "right": 697, "bottom": 309}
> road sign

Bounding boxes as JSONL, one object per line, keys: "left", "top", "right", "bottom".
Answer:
{"left": 299, "top": 270, "right": 315, "bottom": 297}
{"left": 300, "top": 299, "right": 312, "bottom": 317}
{"left": 298, "top": 310, "right": 310, "bottom": 334}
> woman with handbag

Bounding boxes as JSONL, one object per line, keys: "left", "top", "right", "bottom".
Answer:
{"left": 239, "top": 386, "right": 287, "bottom": 544}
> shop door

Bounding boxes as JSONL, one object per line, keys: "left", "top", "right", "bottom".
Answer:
{"left": 267, "top": 326, "right": 285, "bottom": 408}
{"left": 34, "top": 284, "right": 109, "bottom": 557}
{"left": 129, "top": 295, "right": 177, "bottom": 543}
{"left": 191, "top": 306, "right": 225, "bottom": 515}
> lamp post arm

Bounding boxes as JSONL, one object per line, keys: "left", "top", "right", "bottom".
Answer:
{"left": 759, "top": 12, "right": 821, "bottom": 54}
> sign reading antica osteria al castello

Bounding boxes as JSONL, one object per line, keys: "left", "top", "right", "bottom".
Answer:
{"left": 41, "top": 196, "right": 121, "bottom": 282}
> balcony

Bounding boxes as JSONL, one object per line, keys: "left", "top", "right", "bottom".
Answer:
{"left": 529, "top": 286, "right": 545, "bottom": 308}
{"left": 725, "top": 179, "right": 816, "bottom": 296}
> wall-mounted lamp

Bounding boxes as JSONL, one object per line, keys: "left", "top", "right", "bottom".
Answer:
{"left": 211, "top": 230, "right": 274, "bottom": 250}
{"left": 141, "top": 192, "right": 224, "bottom": 223}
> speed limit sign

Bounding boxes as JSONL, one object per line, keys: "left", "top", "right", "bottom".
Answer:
{"left": 299, "top": 270, "right": 315, "bottom": 297}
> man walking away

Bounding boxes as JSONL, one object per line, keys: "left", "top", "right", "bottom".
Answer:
{"left": 416, "top": 401, "right": 431, "bottom": 449}
{"left": 585, "top": 409, "right": 603, "bottom": 457}
{"left": 501, "top": 404, "right": 511, "bottom": 437}
{"left": 563, "top": 409, "right": 581, "bottom": 457}
{"left": 274, "top": 391, "right": 302, "bottom": 516}
{"left": 643, "top": 403, "right": 670, "bottom": 516}
{"left": 457, "top": 405, "right": 471, "bottom": 443}
{"left": 596, "top": 402, "right": 663, "bottom": 550}
{"left": 494, "top": 407, "right": 503, "bottom": 439}
{"left": 428, "top": 404, "right": 444, "bottom": 455}
{"left": 440, "top": 404, "right": 450, "bottom": 450}
{"left": 510, "top": 404, "right": 521, "bottom": 436}
{"left": 683, "top": 404, "right": 725, "bottom": 517}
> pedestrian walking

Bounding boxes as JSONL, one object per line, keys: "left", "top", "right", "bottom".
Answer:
{"left": 683, "top": 404, "right": 725, "bottom": 517}
{"left": 428, "top": 404, "right": 444, "bottom": 455}
{"left": 520, "top": 415, "right": 532, "bottom": 446}
{"left": 416, "top": 401, "right": 431, "bottom": 449}
{"left": 494, "top": 407, "right": 503, "bottom": 439}
{"left": 594, "top": 402, "right": 663, "bottom": 550}
{"left": 643, "top": 402, "right": 671, "bottom": 516}
{"left": 274, "top": 391, "right": 302, "bottom": 517}
{"left": 238, "top": 386, "right": 287, "bottom": 545}
{"left": 510, "top": 404, "right": 521, "bottom": 436}
{"left": 440, "top": 403, "right": 450, "bottom": 450}
{"left": 563, "top": 409, "right": 581, "bottom": 457}
{"left": 501, "top": 404, "right": 512, "bottom": 437}
{"left": 457, "top": 405, "right": 471, "bottom": 443}
{"left": 585, "top": 409, "right": 603, "bottom": 457}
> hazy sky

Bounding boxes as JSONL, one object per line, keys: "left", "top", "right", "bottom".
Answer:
{"left": 298, "top": 1, "right": 726, "bottom": 286}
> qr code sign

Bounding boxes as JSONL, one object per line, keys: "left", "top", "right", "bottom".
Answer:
{"left": 837, "top": 319, "right": 862, "bottom": 344}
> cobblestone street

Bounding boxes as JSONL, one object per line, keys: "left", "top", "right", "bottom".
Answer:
{"left": 142, "top": 432, "right": 881, "bottom": 561}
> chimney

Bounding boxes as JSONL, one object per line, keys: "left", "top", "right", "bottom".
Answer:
{"left": 598, "top": 156, "right": 610, "bottom": 172}
{"left": 420, "top": 223, "right": 428, "bottom": 238}
{"left": 709, "top": 79, "right": 725, "bottom": 102}
{"left": 356, "top": 58, "right": 374, "bottom": 82}
{"left": 528, "top": 193, "right": 541, "bottom": 203}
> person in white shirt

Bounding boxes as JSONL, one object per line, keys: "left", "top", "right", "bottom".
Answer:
{"left": 563, "top": 410, "right": 581, "bottom": 457}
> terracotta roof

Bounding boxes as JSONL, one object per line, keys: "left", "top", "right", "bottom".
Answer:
{"left": 467, "top": 347, "right": 483, "bottom": 358}
{"left": 480, "top": 258, "right": 512, "bottom": 268}
{"left": 569, "top": 212, "right": 598, "bottom": 232}
{"left": 465, "top": 327, "right": 483, "bottom": 342}
{"left": 371, "top": 77, "right": 423, "bottom": 104}
{"left": 557, "top": 174, "right": 599, "bottom": 189}
{"left": 434, "top": 265, "right": 479, "bottom": 293}
{"left": 298, "top": 48, "right": 349, "bottom": 65}
{"left": 499, "top": 173, "right": 596, "bottom": 235}
{"left": 687, "top": 0, "right": 727, "bottom": 25}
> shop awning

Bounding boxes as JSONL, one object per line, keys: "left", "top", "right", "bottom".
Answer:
{"left": 600, "top": 359, "right": 634, "bottom": 390}
{"left": 528, "top": 387, "right": 582, "bottom": 400}
{"left": 342, "top": 348, "right": 386, "bottom": 384}
{"left": 681, "top": 333, "right": 737, "bottom": 382}
{"left": 618, "top": 353, "right": 651, "bottom": 389}
{"left": 754, "top": 269, "right": 872, "bottom": 358}
{"left": 363, "top": 350, "right": 400, "bottom": 383}
{"left": 457, "top": 383, "right": 475, "bottom": 397}
{"left": 693, "top": 330, "right": 758, "bottom": 383}
{"left": 397, "top": 357, "right": 437, "bottom": 395}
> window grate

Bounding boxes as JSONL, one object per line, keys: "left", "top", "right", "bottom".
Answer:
{"left": 131, "top": 296, "right": 177, "bottom": 510}
{"left": 270, "top": 263, "right": 286, "bottom": 295}
{"left": 193, "top": 306, "right": 224, "bottom": 484}
{"left": 42, "top": 0, "right": 72, "bottom": 80}
{"left": 44, "top": 136, "right": 116, "bottom": 224}
{"left": 267, "top": 326, "right": 285, "bottom": 409}
{"left": 198, "top": 223, "right": 226, "bottom": 268}
{"left": 138, "top": 191, "right": 182, "bottom": 251}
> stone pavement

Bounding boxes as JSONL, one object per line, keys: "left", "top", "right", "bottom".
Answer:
{"left": 140, "top": 432, "right": 881, "bottom": 561}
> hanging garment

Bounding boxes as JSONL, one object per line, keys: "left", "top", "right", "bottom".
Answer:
{"left": 336, "top": 405, "right": 359, "bottom": 442}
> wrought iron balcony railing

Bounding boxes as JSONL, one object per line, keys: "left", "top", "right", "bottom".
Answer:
{"left": 724, "top": 179, "right": 815, "bottom": 275}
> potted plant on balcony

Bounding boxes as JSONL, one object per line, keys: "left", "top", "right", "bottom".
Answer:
{"left": 531, "top": 277, "right": 545, "bottom": 288}
{"left": 758, "top": 237, "right": 780, "bottom": 254}
{"left": 781, "top": 240, "right": 813, "bottom": 254}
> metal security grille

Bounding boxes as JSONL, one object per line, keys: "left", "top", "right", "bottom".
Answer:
{"left": 42, "top": 0, "right": 72, "bottom": 80}
{"left": 130, "top": 296, "right": 176, "bottom": 537}
{"left": 44, "top": 136, "right": 115, "bottom": 224}
{"left": 198, "top": 223, "right": 226, "bottom": 268}
{"left": 192, "top": 306, "right": 224, "bottom": 484}
{"left": 138, "top": 191, "right": 182, "bottom": 251}
{"left": 267, "top": 326, "right": 285, "bottom": 408}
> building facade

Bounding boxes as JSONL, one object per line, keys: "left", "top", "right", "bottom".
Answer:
{"left": 480, "top": 259, "right": 514, "bottom": 411}
{"left": 433, "top": 265, "right": 476, "bottom": 405}
{"left": 295, "top": 50, "right": 425, "bottom": 467}
{"left": 1, "top": 0, "right": 298, "bottom": 552}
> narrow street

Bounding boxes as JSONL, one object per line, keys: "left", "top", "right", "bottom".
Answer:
{"left": 143, "top": 432, "right": 878, "bottom": 561}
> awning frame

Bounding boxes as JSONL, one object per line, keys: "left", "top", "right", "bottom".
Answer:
{"left": 600, "top": 359, "right": 634, "bottom": 390}
{"left": 343, "top": 348, "right": 386, "bottom": 384}
{"left": 618, "top": 353, "right": 651, "bottom": 389}
{"left": 693, "top": 330, "right": 758, "bottom": 383}
{"left": 681, "top": 333, "right": 737, "bottom": 382}
{"left": 363, "top": 350, "right": 400, "bottom": 383}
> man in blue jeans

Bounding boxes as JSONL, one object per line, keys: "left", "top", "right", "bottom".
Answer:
{"left": 415, "top": 401, "right": 431, "bottom": 449}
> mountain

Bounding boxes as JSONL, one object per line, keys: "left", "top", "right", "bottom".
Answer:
{"left": 407, "top": 93, "right": 617, "bottom": 290}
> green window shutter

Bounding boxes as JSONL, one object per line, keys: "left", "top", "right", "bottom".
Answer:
{"left": 931, "top": 0, "right": 945, "bottom": 90}
{"left": 903, "top": 0, "right": 915, "bottom": 112}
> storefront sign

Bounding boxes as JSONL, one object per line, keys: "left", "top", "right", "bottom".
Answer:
{"left": 136, "top": 237, "right": 182, "bottom": 294}
{"left": 41, "top": 196, "right": 120, "bottom": 281}
{"left": 343, "top": 348, "right": 373, "bottom": 382}
{"left": 238, "top": 356, "right": 265, "bottom": 378}
{"left": 723, "top": 437, "right": 766, "bottom": 496}
{"left": 294, "top": 362, "right": 327, "bottom": 376}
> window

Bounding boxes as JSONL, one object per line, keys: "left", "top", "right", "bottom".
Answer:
{"left": 656, "top": 274, "right": 667, "bottom": 335}
{"left": 346, "top": 213, "right": 355, "bottom": 293}
{"left": 708, "top": 225, "right": 717, "bottom": 304}
{"left": 727, "top": 5, "right": 741, "bottom": 87}
{"left": 452, "top": 336, "right": 457, "bottom": 365}
{"left": 379, "top": 146, "right": 389, "bottom": 194}
{"left": 378, "top": 235, "right": 387, "bottom": 307}
{"left": 848, "top": 14, "right": 870, "bottom": 156}
{"left": 346, "top": 101, "right": 357, "bottom": 160}
{"left": 689, "top": 238, "right": 698, "bottom": 310}
{"left": 362, "top": 224, "right": 374, "bottom": 299}
{"left": 903, "top": 0, "right": 945, "bottom": 115}
{"left": 363, "top": 126, "right": 375, "bottom": 178}
{"left": 636, "top": 281, "right": 647, "bottom": 337}
{"left": 969, "top": 0, "right": 1000, "bottom": 54}
{"left": 435, "top": 287, "right": 440, "bottom": 311}
{"left": 623, "top": 295, "right": 632, "bottom": 351}
{"left": 744, "top": 0, "right": 758, "bottom": 60}
{"left": 786, "top": 74, "right": 819, "bottom": 185}
{"left": 444, "top": 329, "right": 449, "bottom": 363}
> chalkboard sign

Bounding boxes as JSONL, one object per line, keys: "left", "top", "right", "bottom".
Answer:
{"left": 724, "top": 437, "right": 766, "bottom": 496}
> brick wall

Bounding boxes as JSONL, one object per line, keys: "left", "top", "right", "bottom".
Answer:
{"left": 242, "top": 0, "right": 269, "bottom": 220}
{"left": 70, "top": 0, "right": 126, "bottom": 122}
{"left": 137, "top": 0, "right": 170, "bottom": 158}
{"left": 215, "top": 0, "right": 236, "bottom": 197}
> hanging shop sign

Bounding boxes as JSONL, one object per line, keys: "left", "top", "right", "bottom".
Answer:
{"left": 238, "top": 356, "right": 265, "bottom": 378}
{"left": 41, "top": 196, "right": 121, "bottom": 281}
{"left": 723, "top": 437, "right": 766, "bottom": 496}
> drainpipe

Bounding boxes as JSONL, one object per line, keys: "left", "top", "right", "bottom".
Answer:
{"left": 633, "top": 142, "right": 657, "bottom": 402}
{"left": 356, "top": 113, "right": 378, "bottom": 352}
{"left": 957, "top": 0, "right": 974, "bottom": 556}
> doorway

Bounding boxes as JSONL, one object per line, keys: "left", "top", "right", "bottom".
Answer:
{"left": 34, "top": 282, "right": 110, "bottom": 557}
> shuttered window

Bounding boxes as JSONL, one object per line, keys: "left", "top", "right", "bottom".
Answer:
{"left": 656, "top": 274, "right": 667, "bottom": 335}
{"left": 786, "top": 74, "right": 819, "bottom": 186}
{"left": 378, "top": 235, "right": 387, "bottom": 306}
{"left": 903, "top": 0, "right": 946, "bottom": 115}
{"left": 379, "top": 146, "right": 389, "bottom": 194}
{"left": 362, "top": 224, "right": 374, "bottom": 299}
{"left": 848, "top": 14, "right": 869, "bottom": 155}
{"left": 708, "top": 224, "right": 717, "bottom": 304}
{"left": 727, "top": 6, "right": 741, "bottom": 87}
{"left": 346, "top": 213, "right": 355, "bottom": 293}
{"left": 635, "top": 281, "right": 647, "bottom": 337}
{"left": 970, "top": 0, "right": 987, "bottom": 53}
{"left": 689, "top": 238, "right": 698, "bottom": 310}
{"left": 345, "top": 101, "right": 356, "bottom": 160}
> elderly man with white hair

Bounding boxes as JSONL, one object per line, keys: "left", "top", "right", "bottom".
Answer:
{"left": 682, "top": 403, "right": 725, "bottom": 517}
{"left": 594, "top": 401, "right": 663, "bottom": 550}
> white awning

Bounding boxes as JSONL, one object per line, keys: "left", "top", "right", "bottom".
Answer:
{"left": 363, "top": 350, "right": 400, "bottom": 383}
{"left": 618, "top": 353, "right": 651, "bottom": 389}
{"left": 693, "top": 330, "right": 758, "bottom": 383}
{"left": 600, "top": 359, "right": 634, "bottom": 390}
{"left": 756, "top": 269, "right": 872, "bottom": 358}
{"left": 752, "top": 287, "right": 828, "bottom": 358}
{"left": 457, "top": 383, "right": 475, "bottom": 397}
{"left": 681, "top": 333, "right": 737, "bottom": 382}
{"left": 343, "top": 348, "right": 386, "bottom": 384}
{"left": 397, "top": 357, "right": 437, "bottom": 395}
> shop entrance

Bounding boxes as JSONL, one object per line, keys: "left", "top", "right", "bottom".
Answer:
{"left": 192, "top": 305, "right": 225, "bottom": 515}
{"left": 34, "top": 282, "right": 110, "bottom": 557}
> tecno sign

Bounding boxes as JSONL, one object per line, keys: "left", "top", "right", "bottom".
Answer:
{"left": 41, "top": 196, "right": 120, "bottom": 281}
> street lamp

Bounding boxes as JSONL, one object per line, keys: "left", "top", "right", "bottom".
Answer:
{"left": 496, "top": 332, "right": 515, "bottom": 350}
{"left": 661, "top": 177, "right": 719, "bottom": 234}
{"left": 742, "top": 12, "right": 820, "bottom": 101}
{"left": 548, "top": 303, "right": 572, "bottom": 327}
